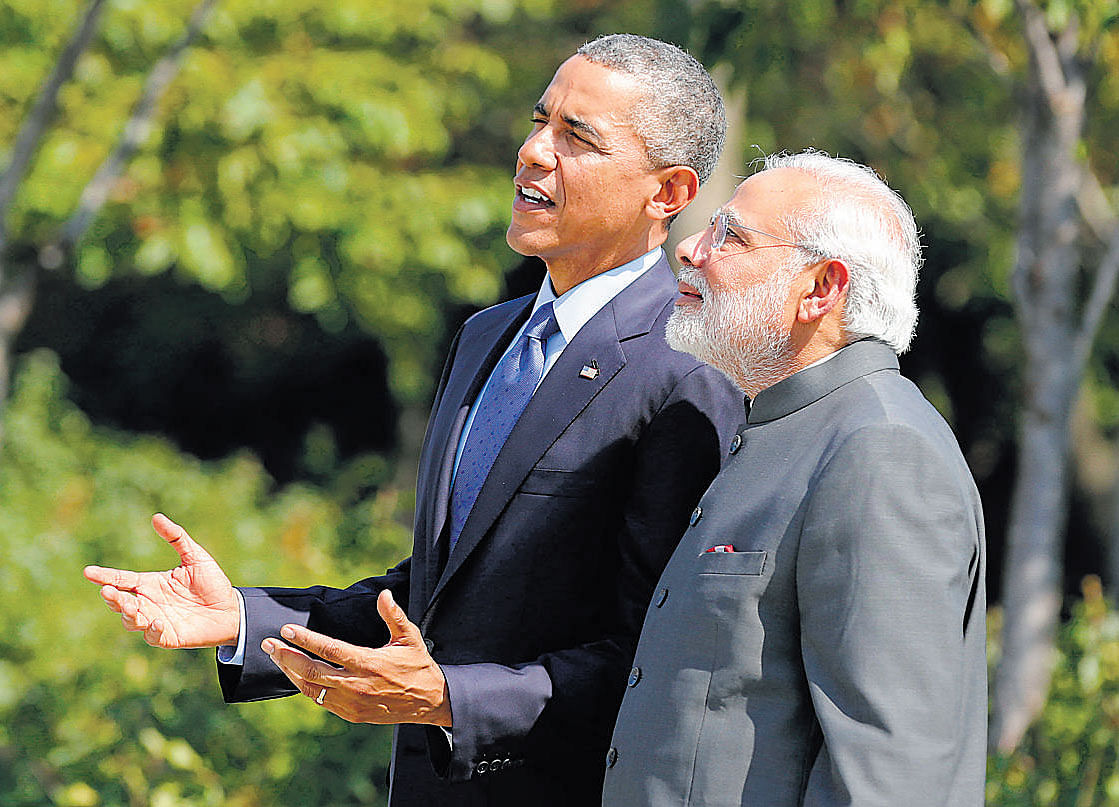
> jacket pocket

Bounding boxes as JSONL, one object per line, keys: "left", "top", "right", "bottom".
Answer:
{"left": 518, "top": 468, "right": 598, "bottom": 497}
{"left": 695, "top": 550, "right": 767, "bottom": 576}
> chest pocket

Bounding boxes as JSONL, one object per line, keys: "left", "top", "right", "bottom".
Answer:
{"left": 519, "top": 468, "right": 599, "bottom": 498}
{"left": 695, "top": 550, "right": 767, "bottom": 576}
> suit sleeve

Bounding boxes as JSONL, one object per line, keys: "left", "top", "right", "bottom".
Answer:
{"left": 796, "top": 424, "right": 984, "bottom": 806}
{"left": 217, "top": 559, "right": 412, "bottom": 702}
{"left": 436, "top": 363, "right": 741, "bottom": 781}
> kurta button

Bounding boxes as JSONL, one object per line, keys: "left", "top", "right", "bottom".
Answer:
{"left": 606, "top": 747, "right": 618, "bottom": 768}
{"left": 689, "top": 506, "right": 702, "bottom": 526}
{"left": 655, "top": 587, "right": 669, "bottom": 607}
{"left": 627, "top": 666, "right": 642, "bottom": 687}
{"left": 730, "top": 433, "right": 743, "bottom": 454}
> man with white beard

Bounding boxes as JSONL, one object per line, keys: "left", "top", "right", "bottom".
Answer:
{"left": 601, "top": 150, "right": 988, "bottom": 807}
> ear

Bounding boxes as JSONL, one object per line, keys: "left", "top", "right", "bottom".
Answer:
{"left": 797, "top": 259, "right": 849, "bottom": 323}
{"left": 646, "top": 166, "right": 700, "bottom": 223}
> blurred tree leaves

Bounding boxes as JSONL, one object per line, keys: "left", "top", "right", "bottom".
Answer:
{"left": 988, "top": 577, "right": 1119, "bottom": 806}
{"left": 1, "top": 0, "right": 557, "bottom": 403}
{"left": 0, "top": 349, "right": 408, "bottom": 805}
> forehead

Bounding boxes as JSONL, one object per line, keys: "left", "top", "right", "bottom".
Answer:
{"left": 538, "top": 56, "right": 645, "bottom": 134}
{"left": 725, "top": 168, "right": 820, "bottom": 232}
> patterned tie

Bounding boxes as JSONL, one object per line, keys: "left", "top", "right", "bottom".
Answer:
{"left": 448, "top": 302, "right": 559, "bottom": 550}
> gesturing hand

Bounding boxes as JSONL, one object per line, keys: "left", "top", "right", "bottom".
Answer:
{"left": 263, "top": 590, "right": 452, "bottom": 727}
{"left": 83, "top": 513, "right": 240, "bottom": 649}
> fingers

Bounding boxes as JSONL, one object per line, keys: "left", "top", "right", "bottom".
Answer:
{"left": 99, "top": 585, "right": 152, "bottom": 632}
{"left": 151, "top": 513, "right": 209, "bottom": 566}
{"left": 265, "top": 641, "right": 347, "bottom": 691}
{"left": 276, "top": 624, "right": 362, "bottom": 669}
{"left": 267, "top": 650, "right": 345, "bottom": 718}
{"left": 83, "top": 565, "right": 141, "bottom": 591}
{"left": 377, "top": 590, "right": 423, "bottom": 647}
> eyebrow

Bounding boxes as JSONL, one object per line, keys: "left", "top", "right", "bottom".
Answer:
{"left": 716, "top": 208, "right": 760, "bottom": 245}
{"left": 533, "top": 102, "right": 604, "bottom": 145}
{"left": 718, "top": 207, "right": 747, "bottom": 229}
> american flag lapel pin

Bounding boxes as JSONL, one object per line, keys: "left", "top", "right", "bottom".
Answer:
{"left": 579, "top": 359, "right": 600, "bottom": 380}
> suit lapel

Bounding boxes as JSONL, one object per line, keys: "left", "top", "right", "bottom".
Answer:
{"left": 416, "top": 297, "right": 533, "bottom": 600}
{"left": 426, "top": 257, "right": 678, "bottom": 610}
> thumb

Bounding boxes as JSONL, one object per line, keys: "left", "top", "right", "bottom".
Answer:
{"left": 151, "top": 513, "right": 211, "bottom": 566}
{"left": 377, "top": 590, "right": 423, "bottom": 647}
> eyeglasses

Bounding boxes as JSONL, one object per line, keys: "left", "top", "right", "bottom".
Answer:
{"left": 708, "top": 210, "right": 808, "bottom": 254}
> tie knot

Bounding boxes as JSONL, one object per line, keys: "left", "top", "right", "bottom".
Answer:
{"left": 524, "top": 302, "right": 559, "bottom": 343}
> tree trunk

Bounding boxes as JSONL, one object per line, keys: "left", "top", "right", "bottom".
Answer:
{"left": 991, "top": 1, "right": 1087, "bottom": 751}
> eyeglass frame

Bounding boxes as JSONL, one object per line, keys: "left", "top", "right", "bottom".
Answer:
{"left": 707, "top": 209, "right": 818, "bottom": 256}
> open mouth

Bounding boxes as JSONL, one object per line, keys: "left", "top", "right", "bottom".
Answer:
{"left": 515, "top": 183, "right": 554, "bottom": 209}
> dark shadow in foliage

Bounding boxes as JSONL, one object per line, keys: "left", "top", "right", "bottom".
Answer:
{"left": 16, "top": 271, "right": 396, "bottom": 484}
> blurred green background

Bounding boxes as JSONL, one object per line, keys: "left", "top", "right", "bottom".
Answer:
{"left": 2, "top": 0, "right": 1119, "bottom": 804}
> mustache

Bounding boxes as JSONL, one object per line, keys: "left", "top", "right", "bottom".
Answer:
{"left": 676, "top": 266, "right": 710, "bottom": 297}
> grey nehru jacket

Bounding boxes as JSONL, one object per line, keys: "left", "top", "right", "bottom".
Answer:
{"left": 602, "top": 338, "right": 987, "bottom": 807}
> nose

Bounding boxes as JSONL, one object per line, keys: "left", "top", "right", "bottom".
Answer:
{"left": 675, "top": 229, "right": 708, "bottom": 269}
{"left": 517, "top": 125, "right": 557, "bottom": 171}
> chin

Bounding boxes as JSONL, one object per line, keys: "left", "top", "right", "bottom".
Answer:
{"left": 505, "top": 226, "right": 551, "bottom": 260}
{"left": 665, "top": 306, "right": 719, "bottom": 365}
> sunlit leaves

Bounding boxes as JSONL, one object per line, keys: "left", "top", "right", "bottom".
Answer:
{"left": 988, "top": 577, "right": 1119, "bottom": 806}
{"left": 0, "top": 350, "right": 409, "bottom": 805}
{"left": 1, "top": 0, "right": 553, "bottom": 403}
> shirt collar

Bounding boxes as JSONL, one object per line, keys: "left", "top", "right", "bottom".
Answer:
{"left": 529, "top": 248, "right": 662, "bottom": 344}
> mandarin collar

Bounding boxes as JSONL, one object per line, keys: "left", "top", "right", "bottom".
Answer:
{"left": 746, "top": 339, "right": 900, "bottom": 424}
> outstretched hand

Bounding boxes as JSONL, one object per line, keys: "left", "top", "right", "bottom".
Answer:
{"left": 83, "top": 513, "right": 240, "bottom": 649}
{"left": 263, "top": 590, "right": 451, "bottom": 726}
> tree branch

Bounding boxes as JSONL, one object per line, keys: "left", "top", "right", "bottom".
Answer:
{"left": 1016, "top": 0, "right": 1071, "bottom": 111}
{"left": 959, "top": 12, "right": 1013, "bottom": 80}
{"left": 50, "top": 0, "right": 219, "bottom": 260}
{"left": 1070, "top": 163, "right": 1119, "bottom": 374}
{"left": 1071, "top": 224, "right": 1119, "bottom": 377}
{"left": 0, "top": 0, "right": 108, "bottom": 252}
{"left": 1078, "top": 167, "right": 1118, "bottom": 244}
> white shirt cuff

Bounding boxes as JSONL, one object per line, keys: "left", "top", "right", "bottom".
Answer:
{"left": 216, "top": 589, "right": 247, "bottom": 665}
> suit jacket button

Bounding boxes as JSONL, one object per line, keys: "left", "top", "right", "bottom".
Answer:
{"left": 729, "top": 433, "right": 743, "bottom": 454}
{"left": 606, "top": 747, "right": 619, "bottom": 768}
{"left": 476, "top": 761, "right": 489, "bottom": 774}
{"left": 654, "top": 587, "right": 669, "bottom": 607}
{"left": 689, "top": 506, "right": 702, "bottom": 526}
{"left": 424, "top": 638, "right": 435, "bottom": 653}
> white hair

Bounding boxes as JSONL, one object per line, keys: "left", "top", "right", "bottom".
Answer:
{"left": 761, "top": 150, "right": 922, "bottom": 353}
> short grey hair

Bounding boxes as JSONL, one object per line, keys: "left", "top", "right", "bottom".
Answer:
{"left": 577, "top": 34, "right": 726, "bottom": 186}
{"left": 761, "top": 150, "right": 922, "bottom": 354}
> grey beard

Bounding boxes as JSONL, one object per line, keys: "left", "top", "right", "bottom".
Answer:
{"left": 665, "top": 267, "right": 796, "bottom": 395}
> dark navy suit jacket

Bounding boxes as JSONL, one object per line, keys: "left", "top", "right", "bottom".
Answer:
{"left": 216, "top": 257, "right": 743, "bottom": 806}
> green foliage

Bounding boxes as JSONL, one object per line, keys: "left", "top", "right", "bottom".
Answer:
{"left": 0, "top": 0, "right": 559, "bottom": 402}
{"left": 987, "top": 577, "right": 1119, "bottom": 806}
{"left": 0, "top": 350, "right": 412, "bottom": 806}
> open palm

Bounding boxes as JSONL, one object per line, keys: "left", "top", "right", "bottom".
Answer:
{"left": 84, "top": 513, "right": 240, "bottom": 649}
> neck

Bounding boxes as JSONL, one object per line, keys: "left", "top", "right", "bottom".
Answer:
{"left": 743, "top": 333, "right": 847, "bottom": 399}
{"left": 544, "top": 233, "right": 663, "bottom": 296}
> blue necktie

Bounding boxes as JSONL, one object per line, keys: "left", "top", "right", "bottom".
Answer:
{"left": 448, "top": 302, "right": 559, "bottom": 550}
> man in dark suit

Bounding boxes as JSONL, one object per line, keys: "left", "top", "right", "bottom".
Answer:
{"left": 85, "top": 34, "right": 742, "bottom": 806}
{"left": 603, "top": 151, "right": 987, "bottom": 806}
